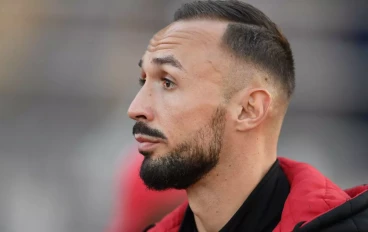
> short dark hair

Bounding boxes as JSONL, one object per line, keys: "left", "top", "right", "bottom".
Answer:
{"left": 174, "top": 0, "right": 295, "bottom": 99}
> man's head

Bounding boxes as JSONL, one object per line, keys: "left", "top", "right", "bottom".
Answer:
{"left": 128, "top": 0, "right": 295, "bottom": 191}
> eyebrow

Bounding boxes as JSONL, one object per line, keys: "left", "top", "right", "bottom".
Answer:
{"left": 138, "top": 55, "right": 184, "bottom": 71}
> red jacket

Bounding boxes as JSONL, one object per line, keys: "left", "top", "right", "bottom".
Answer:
{"left": 147, "top": 157, "right": 368, "bottom": 232}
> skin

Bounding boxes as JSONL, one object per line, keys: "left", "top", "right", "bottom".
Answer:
{"left": 128, "top": 19, "right": 287, "bottom": 232}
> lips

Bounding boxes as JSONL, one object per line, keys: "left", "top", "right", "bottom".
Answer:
{"left": 134, "top": 134, "right": 161, "bottom": 143}
{"left": 134, "top": 134, "right": 162, "bottom": 152}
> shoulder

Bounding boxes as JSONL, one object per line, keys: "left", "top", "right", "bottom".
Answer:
{"left": 277, "top": 157, "right": 368, "bottom": 231}
{"left": 293, "top": 188, "right": 368, "bottom": 231}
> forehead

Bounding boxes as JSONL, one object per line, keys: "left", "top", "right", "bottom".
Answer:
{"left": 142, "top": 20, "right": 229, "bottom": 72}
{"left": 148, "top": 20, "right": 227, "bottom": 52}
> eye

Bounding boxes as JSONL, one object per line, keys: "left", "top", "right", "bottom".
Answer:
{"left": 162, "top": 78, "right": 176, "bottom": 90}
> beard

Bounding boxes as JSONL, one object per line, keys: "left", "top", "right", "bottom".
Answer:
{"left": 139, "top": 106, "right": 227, "bottom": 191}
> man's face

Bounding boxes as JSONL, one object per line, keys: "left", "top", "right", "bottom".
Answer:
{"left": 128, "top": 20, "right": 231, "bottom": 190}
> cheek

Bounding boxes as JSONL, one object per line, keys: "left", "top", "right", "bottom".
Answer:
{"left": 157, "top": 91, "right": 220, "bottom": 141}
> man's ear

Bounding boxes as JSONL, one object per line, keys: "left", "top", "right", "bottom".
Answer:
{"left": 235, "top": 88, "right": 271, "bottom": 131}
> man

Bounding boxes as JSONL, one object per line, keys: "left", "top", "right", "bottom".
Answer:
{"left": 128, "top": 1, "right": 368, "bottom": 231}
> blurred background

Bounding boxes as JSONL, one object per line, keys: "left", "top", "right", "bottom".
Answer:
{"left": 0, "top": 0, "right": 367, "bottom": 231}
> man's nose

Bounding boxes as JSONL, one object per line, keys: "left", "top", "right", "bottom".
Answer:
{"left": 127, "top": 90, "right": 154, "bottom": 122}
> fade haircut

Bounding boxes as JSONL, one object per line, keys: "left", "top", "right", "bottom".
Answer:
{"left": 174, "top": 0, "right": 295, "bottom": 99}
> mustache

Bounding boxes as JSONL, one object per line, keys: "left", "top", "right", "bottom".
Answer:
{"left": 132, "top": 122, "right": 167, "bottom": 140}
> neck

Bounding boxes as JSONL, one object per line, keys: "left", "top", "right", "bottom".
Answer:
{"left": 186, "top": 134, "right": 277, "bottom": 232}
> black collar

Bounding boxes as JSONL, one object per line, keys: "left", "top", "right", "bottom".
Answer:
{"left": 179, "top": 160, "right": 290, "bottom": 232}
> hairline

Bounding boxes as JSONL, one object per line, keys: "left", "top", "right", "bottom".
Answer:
{"left": 174, "top": 18, "right": 279, "bottom": 101}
